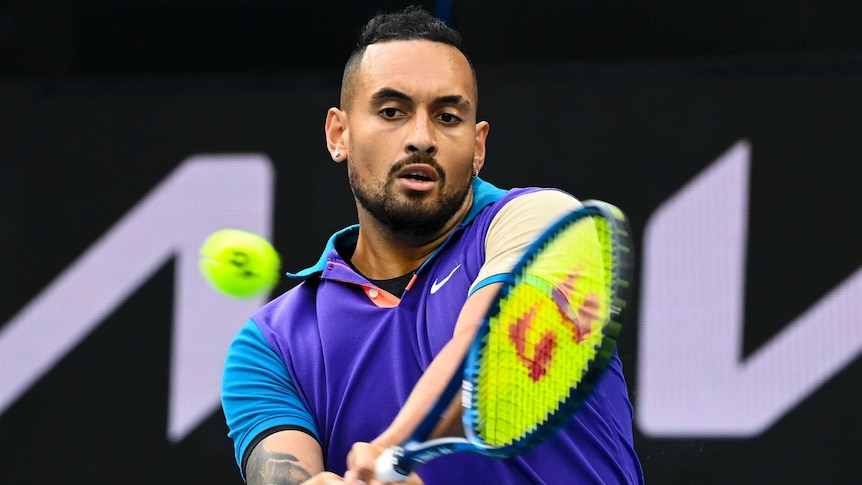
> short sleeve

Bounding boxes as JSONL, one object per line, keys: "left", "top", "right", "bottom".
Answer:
{"left": 221, "top": 319, "right": 320, "bottom": 481}
{"left": 470, "top": 190, "right": 581, "bottom": 294}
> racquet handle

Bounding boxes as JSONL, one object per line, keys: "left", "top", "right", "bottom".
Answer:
{"left": 374, "top": 446, "right": 411, "bottom": 483}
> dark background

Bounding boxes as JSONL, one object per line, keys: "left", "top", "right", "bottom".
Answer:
{"left": 2, "top": 1, "right": 862, "bottom": 484}
{"left": 3, "top": 0, "right": 862, "bottom": 78}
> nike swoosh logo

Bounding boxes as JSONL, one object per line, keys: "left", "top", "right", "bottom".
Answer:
{"left": 430, "top": 264, "right": 461, "bottom": 294}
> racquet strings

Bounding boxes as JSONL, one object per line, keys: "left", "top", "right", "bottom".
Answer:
{"left": 468, "top": 212, "right": 618, "bottom": 448}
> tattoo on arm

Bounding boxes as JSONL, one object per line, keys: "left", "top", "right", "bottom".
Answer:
{"left": 246, "top": 448, "right": 312, "bottom": 485}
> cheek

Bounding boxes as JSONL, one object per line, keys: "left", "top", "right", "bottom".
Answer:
{"left": 350, "top": 125, "right": 399, "bottom": 159}
{"left": 448, "top": 139, "right": 480, "bottom": 170}
{"left": 347, "top": 141, "right": 392, "bottom": 181}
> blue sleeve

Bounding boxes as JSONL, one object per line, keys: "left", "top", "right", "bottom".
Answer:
{"left": 221, "top": 319, "right": 319, "bottom": 481}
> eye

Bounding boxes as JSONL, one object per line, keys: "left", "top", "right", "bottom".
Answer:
{"left": 380, "top": 107, "right": 402, "bottom": 119}
{"left": 438, "top": 112, "right": 462, "bottom": 124}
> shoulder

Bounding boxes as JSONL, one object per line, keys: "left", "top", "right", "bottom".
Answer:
{"left": 250, "top": 279, "right": 322, "bottom": 341}
{"left": 489, "top": 188, "right": 581, "bottom": 233}
{"left": 498, "top": 188, "right": 580, "bottom": 215}
{"left": 462, "top": 186, "right": 581, "bottom": 252}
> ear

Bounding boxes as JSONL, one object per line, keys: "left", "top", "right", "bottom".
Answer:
{"left": 325, "top": 107, "right": 348, "bottom": 162}
{"left": 473, "top": 120, "right": 489, "bottom": 173}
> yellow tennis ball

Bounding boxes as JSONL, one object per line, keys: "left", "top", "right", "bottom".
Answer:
{"left": 199, "top": 229, "right": 281, "bottom": 298}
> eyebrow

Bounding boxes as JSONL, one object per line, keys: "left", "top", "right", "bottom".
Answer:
{"left": 370, "top": 88, "right": 471, "bottom": 110}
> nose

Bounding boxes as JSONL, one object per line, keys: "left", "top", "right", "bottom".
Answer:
{"left": 405, "top": 114, "right": 437, "bottom": 156}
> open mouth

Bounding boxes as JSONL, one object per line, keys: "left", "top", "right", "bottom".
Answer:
{"left": 397, "top": 165, "right": 438, "bottom": 182}
{"left": 402, "top": 171, "right": 432, "bottom": 181}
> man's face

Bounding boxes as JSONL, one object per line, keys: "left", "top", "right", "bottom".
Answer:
{"left": 340, "top": 40, "right": 487, "bottom": 238}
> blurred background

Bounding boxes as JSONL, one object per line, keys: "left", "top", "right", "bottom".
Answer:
{"left": 2, "top": 1, "right": 861, "bottom": 483}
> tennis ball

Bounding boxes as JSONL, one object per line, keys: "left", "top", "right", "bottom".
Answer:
{"left": 199, "top": 229, "right": 281, "bottom": 298}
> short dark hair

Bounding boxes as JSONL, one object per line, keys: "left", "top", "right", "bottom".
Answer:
{"left": 340, "top": 5, "right": 476, "bottom": 108}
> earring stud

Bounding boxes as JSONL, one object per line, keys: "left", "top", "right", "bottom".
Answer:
{"left": 334, "top": 151, "right": 340, "bottom": 158}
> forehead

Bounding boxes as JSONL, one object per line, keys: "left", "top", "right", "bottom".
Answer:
{"left": 354, "top": 40, "right": 476, "bottom": 104}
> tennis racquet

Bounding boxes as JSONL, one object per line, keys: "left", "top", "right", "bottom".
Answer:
{"left": 374, "top": 199, "right": 633, "bottom": 482}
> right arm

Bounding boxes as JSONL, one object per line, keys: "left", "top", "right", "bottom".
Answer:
{"left": 222, "top": 320, "right": 324, "bottom": 484}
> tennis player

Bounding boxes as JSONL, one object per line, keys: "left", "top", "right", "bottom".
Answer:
{"left": 221, "top": 5, "right": 643, "bottom": 484}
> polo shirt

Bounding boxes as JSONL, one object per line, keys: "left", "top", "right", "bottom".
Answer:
{"left": 222, "top": 178, "right": 644, "bottom": 484}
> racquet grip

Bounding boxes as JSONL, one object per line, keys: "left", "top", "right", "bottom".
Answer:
{"left": 374, "top": 446, "right": 411, "bottom": 483}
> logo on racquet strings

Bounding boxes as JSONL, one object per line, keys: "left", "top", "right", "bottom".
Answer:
{"left": 509, "top": 268, "right": 599, "bottom": 381}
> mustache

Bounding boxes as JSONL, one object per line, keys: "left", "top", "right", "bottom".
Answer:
{"left": 389, "top": 152, "right": 444, "bottom": 179}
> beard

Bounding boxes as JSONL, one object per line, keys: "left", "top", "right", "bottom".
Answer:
{"left": 349, "top": 152, "right": 472, "bottom": 240}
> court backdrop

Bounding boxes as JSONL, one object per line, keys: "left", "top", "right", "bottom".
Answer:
{"left": 1, "top": 55, "right": 860, "bottom": 484}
